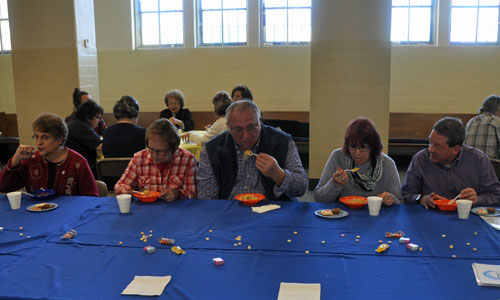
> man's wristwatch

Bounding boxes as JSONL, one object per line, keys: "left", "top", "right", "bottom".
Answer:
{"left": 415, "top": 194, "right": 422, "bottom": 203}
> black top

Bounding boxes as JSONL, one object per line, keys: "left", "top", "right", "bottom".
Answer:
{"left": 102, "top": 123, "right": 146, "bottom": 158}
{"left": 66, "top": 118, "right": 101, "bottom": 177}
{"left": 159, "top": 108, "right": 195, "bottom": 131}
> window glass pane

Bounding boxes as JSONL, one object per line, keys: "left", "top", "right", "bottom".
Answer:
{"left": 480, "top": 0, "right": 499, "bottom": 5}
{"left": 409, "top": 7, "right": 431, "bottom": 41}
{"left": 391, "top": 7, "right": 409, "bottom": 42}
{"left": 160, "top": 12, "right": 183, "bottom": 44}
{"left": 202, "top": 0, "right": 222, "bottom": 10}
{"left": 265, "top": 9, "right": 287, "bottom": 42}
{"left": 141, "top": 12, "right": 159, "bottom": 45}
{"left": 410, "top": 0, "right": 432, "bottom": 5}
{"left": 1, "top": 20, "right": 10, "bottom": 51}
{"left": 202, "top": 10, "right": 222, "bottom": 44}
{"left": 393, "top": 0, "right": 409, "bottom": 6}
{"left": 140, "top": 0, "right": 158, "bottom": 12}
{"left": 223, "top": 10, "right": 246, "bottom": 43}
{"left": 477, "top": 7, "right": 499, "bottom": 42}
{"left": 223, "top": 0, "right": 246, "bottom": 9}
{"left": 264, "top": 0, "right": 287, "bottom": 8}
{"left": 450, "top": 7, "right": 478, "bottom": 42}
{"left": 452, "top": 0, "right": 478, "bottom": 6}
{"left": 288, "top": 0, "right": 311, "bottom": 7}
{"left": 288, "top": 8, "right": 310, "bottom": 42}
{"left": 0, "top": 0, "right": 8, "bottom": 19}
{"left": 159, "top": 0, "right": 182, "bottom": 11}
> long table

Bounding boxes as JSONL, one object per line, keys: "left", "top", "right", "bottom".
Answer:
{"left": 0, "top": 195, "right": 499, "bottom": 299}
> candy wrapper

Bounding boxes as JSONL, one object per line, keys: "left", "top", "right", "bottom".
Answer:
{"left": 385, "top": 231, "right": 404, "bottom": 238}
{"left": 213, "top": 257, "right": 224, "bottom": 266}
{"left": 61, "top": 229, "right": 77, "bottom": 239}
{"left": 375, "top": 243, "right": 390, "bottom": 253}
{"left": 144, "top": 246, "right": 156, "bottom": 253}
{"left": 171, "top": 246, "right": 185, "bottom": 255}
{"left": 399, "top": 237, "right": 411, "bottom": 244}
{"left": 407, "top": 243, "right": 419, "bottom": 251}
{"left": 159, "top": 237, "right": 175, "bottom": 245}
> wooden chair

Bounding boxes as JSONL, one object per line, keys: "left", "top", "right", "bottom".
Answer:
{"left": 96, "top": 158, "right": 132, "bottom": 191}
{"left": 490, "top": 159, "right": 500, "bottom": 180}
{"left": 95, "top": 180, "right": 108, "bottom": 197}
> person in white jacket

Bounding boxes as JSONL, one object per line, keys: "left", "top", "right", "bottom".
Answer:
{"left": 181, "top": 91, "right": 232, "bottom": 145}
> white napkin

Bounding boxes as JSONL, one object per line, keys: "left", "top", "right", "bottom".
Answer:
{"left": 480, "top": 216, "right": 500, "bottom": 231}
{"left": 121, "top": 275, "right": 171, "bottom": 296}
{"left": 252, "top": 204, "right": 281, "bottom": 213}
{"left": 277, "top": 282, "right": 321, "bottom": 300}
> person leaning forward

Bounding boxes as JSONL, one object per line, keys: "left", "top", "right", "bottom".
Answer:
{"left": 402, "top": 117, "right": 500, "bottom": 208}
{"left": 196, "top": 100, "right": 307, "bottom": 201}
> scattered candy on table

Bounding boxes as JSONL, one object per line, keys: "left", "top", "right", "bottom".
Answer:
{"left": 355, "top": 239, "right": 359, "bottom": 243}
{"left": 159, "top": 238, "right": 175, "bottom": 245}
{"left": 305, "top": 250, "right": 310, "bottom": 254}
{"left": 213, "top": 257, "right": 224, "bottom": 266}
{"left": 247, "top": 245, "right": 252, "bottom": 250}
{"left": 473, "top": 248, "right": 477, "bottom": 252}
{"left": 19, "top": 226, "right": 23, "bottom": 230}
{"left": 293, "top": 231, "right": 298, "bottom": 235}
{"left": 375, "top": 243, "right": 390, "bottom": 253}
{"left": 144, "top": 246, "right": 156, "bottom": 253}
{"left": 451, "top": 254, "right": 456, "bottom": 259}
{"left": 341, "top": 233, "right": 345, "bottom": 237}
{"left": 466, "top": 242, "right": 470, "bottom": 246}
{"left": 205, "top": 237, "right": 210, "bottom": 241}
{"left": 61, "top": 229, "right": 77, "bottom": 239}
{"left": 399, "top": 237, "right": 410, "bottom": 244}
{"left": 356, "top": 235, "right": 360, "bottom": 239}
{"left": 19, "top": 233, "right": 23, "bottom": 236}
{"left": 235, "top": 236, "right": 242, "bottom": 241}
{"left": 474, "top": 232, "right": 478, "bottom": 236}
{"left": 406, "top": 243, "right": 419, "bottom": 251}
{"left": 287, "top": 239, "right": 291, "bottom": 243}
{"left": 321, "top": 241, "right": 326, "bottom": 244}
{"left": 209, "top": 229, "right": 213, "bottom": 232}
{"left": 119, "top": 241, "right": 123, "bottom": 245}
{"left": 441, "top": 234, "right": 446, "bottom": 238}
{"left": 449, "top": 245, "right": 454, "bottom": 249}
{"left": 171, "top": 246, "right": 185, "bottom": 255}
{"left": 0, "top": 227, "right": 3, "bottom": 232}
{"left": 385, "top": 231, "right": 404, "bottom": 238}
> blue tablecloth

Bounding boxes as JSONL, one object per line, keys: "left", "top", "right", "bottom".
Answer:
{"left": 0, "top": 196, "right": 499, "bottom": 299}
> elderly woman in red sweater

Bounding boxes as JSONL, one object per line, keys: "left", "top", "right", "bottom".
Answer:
{"left": 0, "top": 113, "right": 98, "bottom": 196}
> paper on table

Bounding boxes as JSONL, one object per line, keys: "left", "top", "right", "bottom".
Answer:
{"left": 277, "top": 282, "right": 321, "bottom": 300}
{"left": 121, "top": 275, "right": 171, "bottom": 296}
{"left": 252, "top": 204, "right": 281, "bottom": 214}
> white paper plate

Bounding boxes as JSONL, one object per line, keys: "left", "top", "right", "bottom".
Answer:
{"left": 27, "top": 202, "right": 58, "bottom": 212}
{"left": 315, "top": 209, "right": 349, "bottom": 219}
{"left": 471, "top": 207, "right": 500, "bottom": 216}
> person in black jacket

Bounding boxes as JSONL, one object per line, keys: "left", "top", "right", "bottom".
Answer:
{"left": 159, "top": 89, "right": 194, "bottom": 131}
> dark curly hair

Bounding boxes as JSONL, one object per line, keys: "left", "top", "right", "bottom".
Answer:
{"left": 113, "top": 95, "right": 140, "bottom": 120}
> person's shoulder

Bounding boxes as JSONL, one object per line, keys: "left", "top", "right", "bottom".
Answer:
{"left": 66, "top": 148, "right": 87, "bottom": 161}
{"left": 462, "top": 144, "right": 490, "bottom": 160}
{"left": 176, "top": 147, "right": 196, "bottom": 159}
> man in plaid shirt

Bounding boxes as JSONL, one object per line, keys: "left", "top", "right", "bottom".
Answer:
{"left": 115, "top": 119, "right": 196, "bottom": 201}
{"left": 464, "top": 95, "right": 500, "bottom": 159}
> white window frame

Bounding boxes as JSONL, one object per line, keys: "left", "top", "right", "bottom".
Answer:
{"left": 261, "top": 0, "right": 311, "bottom": 46}
{"left": 0, "top": 0, "right": 11, "bottom": 54}
{"left": 450, "top": 0, "right": 500, "bottom": 45}
{"left": 197, "top": 0, "right": 248, "bottom": 47}
{"left": 391, "top": 0, "right": 436, "bottom": 45}
{"left": 134, "top": 0, "right": 185, "bottom": 48}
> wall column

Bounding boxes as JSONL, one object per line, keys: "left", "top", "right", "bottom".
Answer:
{"left": 309, "top": 0, "right": 392, "bottom": 183}
{"left": 9, "top": 0, "right": 99, "bottom": 143}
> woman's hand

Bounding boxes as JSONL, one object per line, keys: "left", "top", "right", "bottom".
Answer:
{"left": 160, "top": 188, "right": 180, "bottom": 202}
{"left": 168, "top": 117, "right": 182, "bottom": 126}
{"left": 11, "top": 144, "right": 35, "bottom": 167}
{"left": 378, "top": 192, "right": 394, "bottom": 206}
{"left": 333, "top": 167, "right": 348, "bottom": 186}
{"left": 180, "top": 132, "right": 190, "bottom": 142}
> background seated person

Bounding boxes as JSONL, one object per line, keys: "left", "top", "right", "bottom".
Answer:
{"left": 66, "top": 100, "right": 104, "bottom": 178}
{"left": 231, "top": 84, "right": 253, "bottom": 101}
{"left": 403, "top": 117, "right": 500, "bottom": 208}
{"left": 464, "top": 94, "right": 500, "bottom": 159}
{"left": 114, "top": 119, "right": 196, "bottom": 201}
{"left": 314, "top": 117, "right": 401, "bottom": 205}
{"left": 0, "top": 113, "right": 98, "bottom": 196}
{"left": 66, "top": 88, "right": 107, "bottom": 136}
{"left": 181, "top": 91, "right": 231, "bottom": 145}
{"left": 159, "top": 89, "right": 194, "bottom": 132}
{"left": 197, "top": 100, "right": 307, "bottom": 201}
{"left": 103, "top": 95, "right": 146, "bottom": 157}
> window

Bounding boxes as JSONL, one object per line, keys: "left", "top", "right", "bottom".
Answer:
{"left": 199, "top": 0, "right": 247, "bottom": 46}
{"left": 391, "top": 0, "right": 435, "bottom": 44}
{"left": 262, "top": 0, "right": 311, "bottom": 45}
{"left": 135, "top": 0, "right": 184, "bottom": 47}
{"left": 0, "top": 0, "right": 11, "bottom": 53}
{"left": 450, "top": 0, "right": 500, "bottom": 44}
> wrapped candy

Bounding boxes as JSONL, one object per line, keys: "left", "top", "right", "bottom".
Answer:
{"left": 213, "top": 257, "right": 224, "bottom": 266}
{"left": 385, "top": 231, "right": 405, "bottom": 238}
{"left": 144, "top": 246, "right": 156, "bottom": 253}
{"left": 171, "top": 246, "right": 186, "bottom": 255}
{"left": 375, "top": 243, "right": 390, "bottom": 253}
{"left": 159, "top": 237, "right": 175, "bottom": 245}
{"left": 407, "top": 243, "right": 419, "bottom": 251}
{"left": 61, "top": 229, "right": 77, "bottom": 239}
{"left": 399, "top": 237, "right": 411, "bottom": 244}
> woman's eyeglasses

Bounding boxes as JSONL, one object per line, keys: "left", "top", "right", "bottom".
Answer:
{"left": 32, "top": 134, "right": 52, "bottom": 142}
{"left": 146, "top": 146, "right": 170, "bottom": 155}
{"left": 348, "top": 145, "right": 370, "bottom": 152}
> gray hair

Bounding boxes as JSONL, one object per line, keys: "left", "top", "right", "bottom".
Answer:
{"left": 225, "top": 100, "right": 261, "bottom": 122}
{"left": 113, "top": 95, "right": 140, "bottom": 120}
{"left": 432, "top": 117, "right": 465, "bottom": 147}
{"left": 478, "top": 95, "right": 500, "bottom": 114}
{"left": 32, "top": 113, "right": 68, "bottom": 146}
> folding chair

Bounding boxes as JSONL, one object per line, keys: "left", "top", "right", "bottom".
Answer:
{"left": 96, "top": 158, "right": 132, "bottom": 191}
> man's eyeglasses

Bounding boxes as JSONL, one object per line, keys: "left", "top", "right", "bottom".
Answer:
{"left": 229, "top": 124, "right": 259, "bottom": 135}
{"left": 348, "top": 145, "right": 370, "bottom": 152}
{"left": 32, "top": 134, "right": 52, "bottom": 142}
{"left": 146, "top": 146, "right": 170, "bottom": 155}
